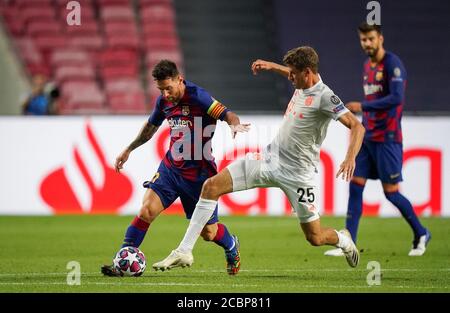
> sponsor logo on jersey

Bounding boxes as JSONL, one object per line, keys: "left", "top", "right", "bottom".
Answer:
{"left": 364, "top": 84, "right": 383, "bottom": 95}
{"left": 305, "top": 96, "right": 313, "bottom": 106}
{"left": 168, "top": 118, "right": 193, "bottom": 129}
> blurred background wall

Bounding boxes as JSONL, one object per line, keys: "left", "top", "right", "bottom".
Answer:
{"left": 1, "top": 0, "right": 449, "bottom": 115}
{"left": 274, "top": 0, "right": 450, "bottom": 114}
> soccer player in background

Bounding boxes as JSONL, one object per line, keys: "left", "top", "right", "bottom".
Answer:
{"left": 153, "top": 46, "right": 365, "bottom": 272}
{"left": 101, "top": 60, "right": 250, "bottom": 276}
{"left": 324, "top": 23, "right": 431, "bottom": 257}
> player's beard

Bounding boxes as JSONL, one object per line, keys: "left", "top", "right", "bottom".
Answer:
{"left": 365, "top": 46, "right": 378, "bottom": 57}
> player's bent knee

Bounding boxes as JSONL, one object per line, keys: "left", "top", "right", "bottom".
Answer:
{"left": 201, "top": 178, "right": 220, "bottom": 199}
{"left": 138, "top": 204, "right": 158, "bottom": 224}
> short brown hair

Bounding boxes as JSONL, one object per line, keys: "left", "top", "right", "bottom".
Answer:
{"left": 283, "top": 46, "right": 319, "bottom": 73}
{"left": 152, "top": 59, "right": 179, "bottom": 81}
{"left": 358, "top": 22, "right": 382, "bottom": 34}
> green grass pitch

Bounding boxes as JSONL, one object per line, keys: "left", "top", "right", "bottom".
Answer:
{"left": 0, "top": 215, "right": 448, "bottom": 292}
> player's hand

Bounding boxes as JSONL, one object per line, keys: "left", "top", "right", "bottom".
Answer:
{"left": 251, "top": 59, "right": 273, "bottom": 75}
{"left": 345, "top": 101, "right": 362, "bottom": 113}
{"left": 115, "top": 149, "right": 131, "bottom": 173}
{"left": 336, "top": 158, "right": 356, "bottom": 182}
{"left": 230, "top": 123, "right": 251, "bottom": 139}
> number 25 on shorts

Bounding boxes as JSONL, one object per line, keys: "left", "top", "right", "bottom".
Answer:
{"left": 297, "top": 187, "right": 315, "bottom": 203}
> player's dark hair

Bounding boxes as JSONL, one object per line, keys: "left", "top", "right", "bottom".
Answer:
{"left": 283, "top": 46, "right": 319, "bottom": 73}
{"left": 358, "top": 22, "right": 382, "bottom": 34}
{"left": 152, "top": 59, "right": 179, "bottom": 81}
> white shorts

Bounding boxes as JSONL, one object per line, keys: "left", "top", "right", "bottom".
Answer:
{"left": 227, "top": 152, "right": 320, "bottom": 223}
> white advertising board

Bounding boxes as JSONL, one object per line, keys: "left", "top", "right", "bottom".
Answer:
{"left": 0, "top": 115, "right": 448, "bottom": 217}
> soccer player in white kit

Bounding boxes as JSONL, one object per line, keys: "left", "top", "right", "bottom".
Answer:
{"left": 153, "top": 46, "right": 366, "bottom": 273}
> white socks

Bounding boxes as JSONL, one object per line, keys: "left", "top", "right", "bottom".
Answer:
{"left": 177, "top": 198, "right": 217, "bottom": 254}
{"left": 335, "top": 230, "right": 351, "bottom": 250}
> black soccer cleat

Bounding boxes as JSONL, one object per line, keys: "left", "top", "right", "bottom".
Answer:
{"left": 101, "top": 264, "right": 123, "bottom": 277}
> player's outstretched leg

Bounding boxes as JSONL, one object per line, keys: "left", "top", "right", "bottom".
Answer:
{"left": 301, "top": 220, "right": 359, "bottom": 268}
{"left": 325, "top": 181, "right": 364, "bottom": 257}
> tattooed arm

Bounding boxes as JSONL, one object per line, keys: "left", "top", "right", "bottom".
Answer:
{"left": 115, "top": 122, "right": 159, "bottom": 172}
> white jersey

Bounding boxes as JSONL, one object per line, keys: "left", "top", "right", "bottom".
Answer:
{"left": 265, "top": 78, "right": 349, "bottom": 178}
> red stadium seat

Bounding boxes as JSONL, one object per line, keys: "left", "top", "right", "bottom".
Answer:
{"left": 16, "top": 0, "right": 53, "bottom": 9}
{"left": 100, "top": 6, "right": 134, "bottom": 22}
{"left": 55, "top": 0, "right": 93, "bottom": 6}
{"left": 25, "top": 62, "right": 51, "bottom": 77}
{"left": 3, "top": 19, "right": 24, "bottom": 36}
{"left": 100, "top": 65, "right": 138, "bottom": 79}
{"left": 145, "top": 49, "right": 183, "bottom": 67}
{"left": 65, "top": 91, "right": 105, "bottom": 109}
{"left": 60, "top": 80, "right": 107, "bottom": 113}
{"left": 22, "top": 7, "right": 56, "bottom": 24}
{"left": 141, "top": 5, "right": 175, "bottom": 23}
{"left": 26, "top": 21, "right": 61, "bottom": 37}
{"left": 104, "top": 78, "right": 143, "bottom": 93}
{"left": 68, "top": 35, "right": 105, "bottom": 50}
{"left": 98, "top": 49, "right": 137, "bottom": 67}
{"left": 54, "top": 65, "right": 95, "bottom": 83}
{"left": 103, "top": 21, "right": 138, "bottom": 36}
{"left": 139, "top": 0, "right": 174, "bottom": 8}
{"left": 142, "top": 21, "right": 176, "bottom": 37}
{"left": 98, "top": 0, "right": 130, "bottom": 5}
{"left": 51, "top": 49, "right": 91, "bottom": 67}
{"left": 65, "top": 21, "right": 99, "bottom": 36}
{"left": 1, "top": 6, "right": 19, "bottom": 21}
{"left": 34, "top": 35, "right": 68, "bottom": 51}
{"left": 61, "top": 80, "right": 98, "bottom": 97}
{"left": 106, "top": 34, "right": 140, "bottom": 49}
{"left": 108, "top": 91, "right": 148, "bottom": 114}
{"left": 144, "top": 36, "right": 179, "bottom": 50}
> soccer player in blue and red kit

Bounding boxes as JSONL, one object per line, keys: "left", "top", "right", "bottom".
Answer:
{"left": 101, "top": 60, "right": 250, "bottom": 276}
{"left": 325, "top": 23, "right": 431, "bottom": 257}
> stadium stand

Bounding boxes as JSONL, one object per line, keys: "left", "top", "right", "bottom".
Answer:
{"left": 0, "top": 0, "right": 183, "bottom": 114}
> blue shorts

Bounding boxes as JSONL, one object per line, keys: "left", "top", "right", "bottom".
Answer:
{"left": 143, "top": 161, "right": 219, "bottom": 224}
{"left": 354, "top": 141, "right": 403, "bottom": 184}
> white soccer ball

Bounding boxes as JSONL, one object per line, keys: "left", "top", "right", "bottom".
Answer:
{"left": 113, "top": 246, "right": 146, "bottom": 277}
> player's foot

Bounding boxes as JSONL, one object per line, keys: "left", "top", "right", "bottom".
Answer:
{"left": 225, "top": 235, "right": 241, "bottom": 275}
{"left": 152, "top": 249, "right": 194, "bottom": 271}
{"left": 324, "top": 248, "right": 344, "bottom": 257}
{"left": 101, "top": 264, "right": 123, "bottom": 277}
{"left": 408, "top": 228, "right": 431, "bottom": 256}
{"left": 339, "top": 229, "right": 360, "bottom": 268}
